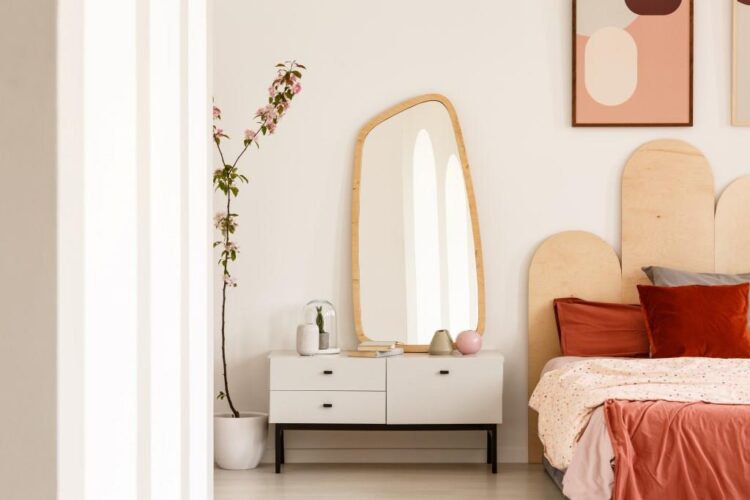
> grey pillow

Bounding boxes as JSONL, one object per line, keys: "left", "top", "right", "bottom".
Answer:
{"left": 642, "top": 265, "right": 750, "bottom": 326}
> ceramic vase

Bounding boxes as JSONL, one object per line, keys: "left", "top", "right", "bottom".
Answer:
{"left": 296, "top": 323, "right": 319, "bottom": 356}
{"left": 456, "top": 330, "right": 482, "bottom": 354}
{"left": 214, "top": 412, "right": 268, "bottom": 470}
{"left": 429, "top": 329, "right": 454, "bottom": 355}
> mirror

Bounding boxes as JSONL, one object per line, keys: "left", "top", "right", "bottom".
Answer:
{"left": 352, "top": 95, "right": 485, "bottom": 351}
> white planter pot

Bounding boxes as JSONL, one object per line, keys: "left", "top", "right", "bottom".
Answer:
{"left": 214, "top": 411, "right": 268, "bottom": 470}
{"left": 296, "top": 323, "right": 319, "bottom": 356}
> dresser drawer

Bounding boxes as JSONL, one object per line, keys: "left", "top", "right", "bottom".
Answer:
{"left": 386, "top": 355, "right": 503, "bottom": 424}
{"left": 269, "top": 391, "right": 385, "bottom": 424}
{"left": 270, "top": 354, "right": 385, "bottom": 391}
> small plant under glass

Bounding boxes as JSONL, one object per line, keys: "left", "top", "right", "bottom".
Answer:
{"left": 304, "top": 300, "right": 339, "bottom": 354}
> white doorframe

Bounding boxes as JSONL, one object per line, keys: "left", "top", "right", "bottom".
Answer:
{"left": 57, "top": 1, "right": 214, "bottom": 498}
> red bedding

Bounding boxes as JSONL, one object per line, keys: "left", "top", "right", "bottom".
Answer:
{"left": 604, "top": 400, "right": 750, "bottom": 500}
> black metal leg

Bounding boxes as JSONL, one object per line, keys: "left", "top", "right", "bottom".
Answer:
{"left": 271, "top": 423, "right": 498, "bottom": 474}
{"left": 486, "top": 430, "right": 492, "bottom": 464}
{"left": 493, "top": 425, "right": 498, "bottom": 473}
{"left": 275, "top": 424, "right": 282, "bottom": 473}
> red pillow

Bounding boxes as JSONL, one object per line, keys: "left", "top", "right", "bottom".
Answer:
{"left": 553, "top": 298, "right": 650, "bottom": 357}
{"left": 637, "top": 283, "right": 750, "bottom": 358}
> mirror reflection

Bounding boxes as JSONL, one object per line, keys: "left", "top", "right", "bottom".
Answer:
{"left": 357, "top": 100, "right": 479, "bottom": 345}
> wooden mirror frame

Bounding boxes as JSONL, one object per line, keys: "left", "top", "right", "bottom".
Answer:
{"left": 351, "top": 94, "right": 486, "bottom": 352}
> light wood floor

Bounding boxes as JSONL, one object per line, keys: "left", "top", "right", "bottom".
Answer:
{"left": 214, "top": 463, "right": 564, "bottom": 499}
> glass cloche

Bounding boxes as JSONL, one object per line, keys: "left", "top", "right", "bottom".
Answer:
{"left": 302, "top": 300, "right": 338, "bottom": 351}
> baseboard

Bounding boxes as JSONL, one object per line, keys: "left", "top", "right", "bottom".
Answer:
{"left": 260, "top": 446, "right": 527, "bottom": 464}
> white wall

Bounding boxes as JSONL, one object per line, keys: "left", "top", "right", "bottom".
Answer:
{"left": 213, "top": 0, "right": 750, "bottom": 462}
{"left": 0, "top": 1, "right": 57, "bottom": 497}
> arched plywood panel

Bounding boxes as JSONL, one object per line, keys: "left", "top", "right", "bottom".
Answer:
{"left": 621, "top": 140, "right": 715, "bottom": 302}
{"left": 527, "top": 231, "right": 621, "bottom": 463}
{"left": 716, "top": 176, "right": 750, "bottom": 273}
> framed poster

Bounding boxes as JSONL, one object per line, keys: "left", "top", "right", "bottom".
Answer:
{"left": 734, "top": 0, "right": 750, "bottom": 125}
{"left": 573, "top": 0, "right": 693, "bottom": 127}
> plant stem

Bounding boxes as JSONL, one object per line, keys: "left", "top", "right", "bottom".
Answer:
{"left": 216, "top": 141, "right": 240, "bottom": 419}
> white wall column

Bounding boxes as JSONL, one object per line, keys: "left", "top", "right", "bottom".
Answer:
{"left": 57, "top": 0, "right": 212, "bottom": 498}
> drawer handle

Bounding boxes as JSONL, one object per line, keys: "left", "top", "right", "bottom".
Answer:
{"left": 439, "top": 370, "right": 450, "bottom": 375}
{"left": 323, "top": 370, "right": 333, "bottom": 375}
{"left": 322, "top": 403, "right": 333, "bottom": 408}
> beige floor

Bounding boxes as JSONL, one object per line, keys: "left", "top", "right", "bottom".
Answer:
{"left": 214, "top": 463, "right": 565, "bottom": 500}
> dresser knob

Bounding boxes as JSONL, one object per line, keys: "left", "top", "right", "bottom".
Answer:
{"left": 439, "top": 370, "right": 450, "bottom": 375}
{"left": 322, "top": 403, "right": 333, "bottom": 408}
{"left": 323, "top": 370, "right": 333, "bottom": 375}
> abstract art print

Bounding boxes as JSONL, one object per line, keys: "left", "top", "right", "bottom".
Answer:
{"left": 573, "top": 0, "right": 693, "bottom": 127}
{"left": 734, "top": 0, "right": 750, "bottom": 125}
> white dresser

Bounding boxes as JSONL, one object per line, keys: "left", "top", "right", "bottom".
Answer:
{"left": 268, "top": 350, "right": 503, "bottom": 473}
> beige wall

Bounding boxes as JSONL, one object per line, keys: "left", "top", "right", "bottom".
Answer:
{"left": 0, "top": 0, "right": 57, "bottom": 497}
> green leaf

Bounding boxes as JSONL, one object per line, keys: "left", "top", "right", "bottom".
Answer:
{"left": 292, "top": 70, "right": 302, "bottom": 78}
{"left": 230, "top": 186, "right": 239, "bottom": 196}
{"left": 213, "top": 241, "right": 221, "bottom": 247}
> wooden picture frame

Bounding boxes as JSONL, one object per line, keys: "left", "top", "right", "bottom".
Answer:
{"left": 733, "top": 0, "right": 750, "bottom": 126}
{"left": 572, "top": 0, "right": 694, "bottom": 127}
{"left": 351, "top": 94, "right": 486, "bottom": 353}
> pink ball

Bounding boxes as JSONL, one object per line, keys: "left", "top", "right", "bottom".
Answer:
{"left": 456, "top": 330, "right": 482, "bottom": 355}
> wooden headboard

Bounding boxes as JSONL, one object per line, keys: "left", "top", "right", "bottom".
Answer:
{"left": 527, "top": 139, "right": 750, "bottom": 463}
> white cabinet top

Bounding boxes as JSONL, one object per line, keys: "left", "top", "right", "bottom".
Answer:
{"left": 268, "top": 350, "right": 504, "bottom": 361}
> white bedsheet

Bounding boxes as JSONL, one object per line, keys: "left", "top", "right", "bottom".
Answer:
{"left": 538, "top": 357, "right": 615, "bottom": 500}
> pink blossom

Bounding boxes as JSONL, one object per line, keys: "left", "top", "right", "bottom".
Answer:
{"left": 223, "top": 275, "right": 237, "bottom": 287}
{"left": 213, "top": 105, "right": 221, "bottom": 119}
{"left": 292, "top": 83, "right": 302, "bottom": 94}
{"left": 268, "top": 85, "right": 276, "bottom": 97}
{"left": 213, "top": 212, "right": 227, "bottom": 228}
{"left": 267, "top": 122, "right": 277, "bottom": 134}
{"left": 244, "top": 129, "right": 256, "bottom": 141}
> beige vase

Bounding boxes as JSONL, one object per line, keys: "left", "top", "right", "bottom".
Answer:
{"left": 428, "top": 329, "right": 454, "bottom": 355}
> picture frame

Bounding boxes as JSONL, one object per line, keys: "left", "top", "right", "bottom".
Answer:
{"left": 572, "top": 0, "right": 694, "bottom": 127}
{"left": 733, "top": 0, "right": 750, "bottom": 126}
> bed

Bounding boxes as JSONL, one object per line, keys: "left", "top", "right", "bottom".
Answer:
{"left": 527, "top": 140, "right": 750, "bottom": 499}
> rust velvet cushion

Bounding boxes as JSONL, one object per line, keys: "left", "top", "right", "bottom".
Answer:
{"left": 637, "top": 283, "right": 750, "bottom": 358}
{"left": 553, "top": 298, "right": 650, "bottom": 357}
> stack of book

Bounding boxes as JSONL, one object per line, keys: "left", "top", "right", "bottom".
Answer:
{"left": 347, "top": 340, "right": 404, "bottom": 358}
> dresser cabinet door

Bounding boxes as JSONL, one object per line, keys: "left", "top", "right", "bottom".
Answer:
{"left": 270, "top": 355, "right": 385, "bottom": 391}
{"left": 386, "top": 356, "right": 503, "bottom": 424}
{"left": 269, "top": 391, "right": 386, "bottom": 424}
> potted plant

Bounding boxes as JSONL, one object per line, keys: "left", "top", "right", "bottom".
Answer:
{"left": 316, "top": 306, "right": 329, "bottom": 350}
{"left": 212, "top": 60, "right": 305, "bottom": 470}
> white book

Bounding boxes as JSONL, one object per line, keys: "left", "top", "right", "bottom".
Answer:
{"left": 357, "top": 340, "right": 399, "bottom": 352}
{"left": 347, "top": 347, "right": 404, "bottom": 358}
